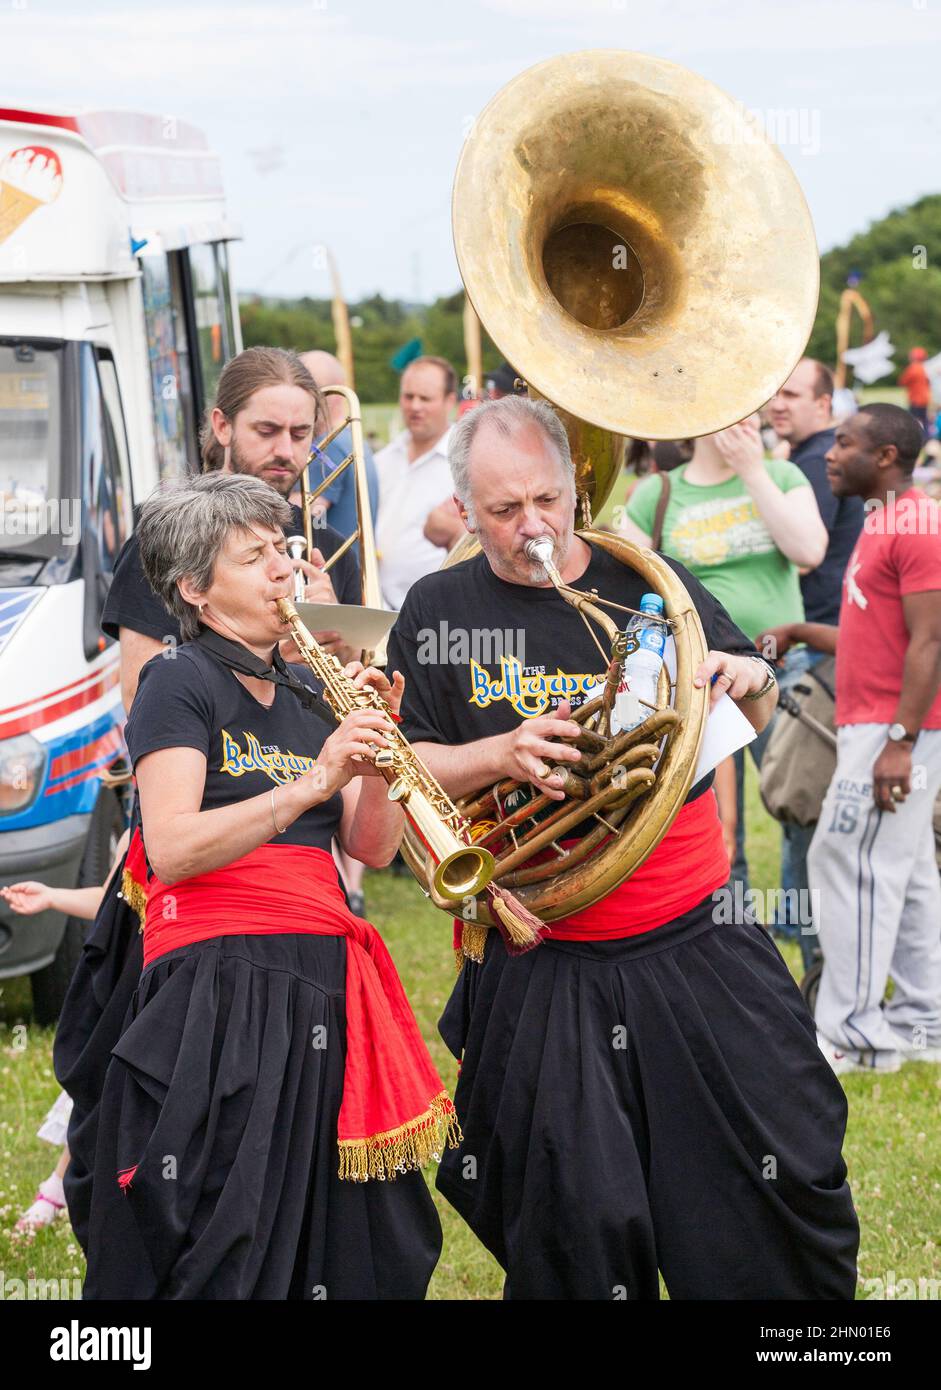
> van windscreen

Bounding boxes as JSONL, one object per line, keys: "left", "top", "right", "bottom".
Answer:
{"left": 0, "top": 341, "right": 69, "bottom": 566}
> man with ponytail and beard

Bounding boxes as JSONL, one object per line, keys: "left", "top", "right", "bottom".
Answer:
{"left": 54, "top": 348, "right": 365, "bottom": 1259}
{"left": 105, "top": 346, "right": 362, "bottom": 712}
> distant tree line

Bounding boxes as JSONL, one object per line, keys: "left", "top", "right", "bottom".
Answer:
{"left": 239, "top": 289, "right": 503, "bottom": 404}
{"left": 805, "top": 193, "right": 941, "bottom": 369}
{"left": 240, "top": 194, "right": 941, "bottom": 402}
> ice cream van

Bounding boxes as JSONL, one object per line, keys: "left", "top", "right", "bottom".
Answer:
{"left": 0, "top": 107, "right": 242, "bottom": 1021}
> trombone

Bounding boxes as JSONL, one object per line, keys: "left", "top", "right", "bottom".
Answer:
{"left": 287, "top": 384, "right": 382, "bottom": 612}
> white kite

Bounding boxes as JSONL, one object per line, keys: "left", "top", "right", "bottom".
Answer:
{"left": 841, "top": 330, "right": 896, "bottom": 386}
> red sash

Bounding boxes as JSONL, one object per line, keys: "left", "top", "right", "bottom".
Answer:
{"left": 454, "top": 789, "right": 730, "bottom": 955}
{"left": 549, "top": 790, "right": 730, "bottom": 939}
{"left": 143, "top": 844, "right": 459, "bottom": 1182}
{"left": 120, "top": 827, "right": 148, "bottom": 931}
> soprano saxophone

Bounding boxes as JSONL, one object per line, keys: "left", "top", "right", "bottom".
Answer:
{"left": 276, "top": 597, "right": 494, "bottom": 901}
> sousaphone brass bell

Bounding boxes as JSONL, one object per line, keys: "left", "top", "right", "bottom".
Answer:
{"left": 452, "top": 48, "right": 819, "bottom": 516}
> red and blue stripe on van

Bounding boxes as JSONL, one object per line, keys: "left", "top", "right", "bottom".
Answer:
{"left": 0, "top": 656, "right": 125, "bottom": 829}
{"left": 0, "top": 589, "right": 43, "bottom": 654}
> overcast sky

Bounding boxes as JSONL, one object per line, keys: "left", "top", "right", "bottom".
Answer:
{"left": 1, "top": 0, "right": 938, "bottom": 302}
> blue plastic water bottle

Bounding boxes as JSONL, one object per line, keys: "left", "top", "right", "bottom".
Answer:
{"left": 620, "top": 593, "right": 666, "bottom": 731}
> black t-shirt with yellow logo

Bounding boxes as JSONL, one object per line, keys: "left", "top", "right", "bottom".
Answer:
{"left": 125, "top": 642, "right": 342, "bottom": 852}
{"left": 386, "top": 543, "right": 756, "bottom": 799}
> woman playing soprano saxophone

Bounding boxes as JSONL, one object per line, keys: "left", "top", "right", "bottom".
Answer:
{"left": 82, "top": 473, "right": 449, "bottom": 1301}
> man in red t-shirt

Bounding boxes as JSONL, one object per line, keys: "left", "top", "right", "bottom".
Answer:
{"left": 770, "top": 403, "right": 941, "bottom": 1072}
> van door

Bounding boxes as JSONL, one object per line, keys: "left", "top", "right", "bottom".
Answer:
{"left": 139, "top": 249, "right": 199, "bottom": 477}
{"left": 79, "top": 344, "right": 133, "bottom": 660}
{"left": 185, "top": 241, "right": 238, "bottom": 412}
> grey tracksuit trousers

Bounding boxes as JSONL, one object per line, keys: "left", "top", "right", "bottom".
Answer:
{"left": 808, "top": 724, "right": 941, "bottom": 1058}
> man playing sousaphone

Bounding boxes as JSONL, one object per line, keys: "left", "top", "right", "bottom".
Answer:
{"left": 386, "top": 396, "right": 859, "bottom": 1300}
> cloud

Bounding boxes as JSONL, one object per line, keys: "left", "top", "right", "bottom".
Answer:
{"left": 477, "top": 0, "right": 941, "bottom": 51}
{"left": 0, "top": 5, "right": 510, "bottom": 105}
{"left": 2, "top": 0, "right": 937, "bottom": 301}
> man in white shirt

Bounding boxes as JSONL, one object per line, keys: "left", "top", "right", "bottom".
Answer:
{"left": 375, "top": 355, "right": 457, "bottom": 609}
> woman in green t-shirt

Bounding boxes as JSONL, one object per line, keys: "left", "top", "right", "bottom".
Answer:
{"left": 620, "top": 416, "right": 828, "bottom": 890}
{"left": 620, "top": 417, "right": 826, "bottom": 641}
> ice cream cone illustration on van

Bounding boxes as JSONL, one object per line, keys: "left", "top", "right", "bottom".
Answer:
{"left": 0, "top": 145, "right": 63, "bottom": 244}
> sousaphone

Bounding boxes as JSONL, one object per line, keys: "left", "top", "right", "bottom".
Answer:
{"left": 402, "top": 50, "right": 819, "bottom": 929}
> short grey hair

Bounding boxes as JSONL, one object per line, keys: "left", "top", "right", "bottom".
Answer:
{"left": 137, "top": 473, "right": 293, "bottom": 640}
{"left": 449, "top": 396, "right": 576, "bottom": 514}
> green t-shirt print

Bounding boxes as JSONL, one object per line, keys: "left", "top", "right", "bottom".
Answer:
{"left": 626, "top": 459, "right": 808, "bottom": 641}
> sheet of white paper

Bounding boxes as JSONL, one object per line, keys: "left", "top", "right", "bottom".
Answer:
{"left": 582, "top": 633, "right": 755, "bottom": 780}
{"left": 692, "top": 691, "right": 757, "bottom": 781}
{"left": 291, "top": 602, "right": 398, "bottom": 653}
{"left": 664, "top": 635, "right": 756, "bottom": 780}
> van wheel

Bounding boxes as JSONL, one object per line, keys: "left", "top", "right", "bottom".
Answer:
{"left": 31, "top": 789, "right": 125, "bottom": 1027}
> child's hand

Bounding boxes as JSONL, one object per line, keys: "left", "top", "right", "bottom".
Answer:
{"left": 0, "top": 882, "right": 53, "bottom": 915}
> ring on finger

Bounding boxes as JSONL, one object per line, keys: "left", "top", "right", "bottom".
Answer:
{"left": 890, "top": 784, "right": 905, "bottom": 802}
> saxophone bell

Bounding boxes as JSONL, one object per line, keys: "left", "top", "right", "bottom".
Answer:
{"left": 274, "top": 596, "right": 496, "bottom": 904}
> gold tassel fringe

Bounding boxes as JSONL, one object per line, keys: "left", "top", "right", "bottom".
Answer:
{"left": 120, "top": 868, "right": 148, "bottom": 933}
{"left": 461, "top": 922, "right": 489, "bottom": 964}
{"left": 337, "top": 1092, "right": 463, "bottom": 1183}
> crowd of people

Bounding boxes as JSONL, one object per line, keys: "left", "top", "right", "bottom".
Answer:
{"left": 3, "top": 340, "right": 939, "bottom": 1301}
{"left": 621, "top": 360, "right": 941, "bottom": 1081}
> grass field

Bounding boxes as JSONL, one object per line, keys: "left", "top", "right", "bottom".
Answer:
{"left": 1, "top": 762, "right": 939, "bottom": 1300}
{"left": 361, "top": 402, "right": 400, "bottom": 449}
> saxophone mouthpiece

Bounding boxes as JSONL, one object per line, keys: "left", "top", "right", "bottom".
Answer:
{"left": 275, "top": 597, "right": 297, "bottom": 623}
{"left": 286, "top": 536, "right": 308, "bottom": 603}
